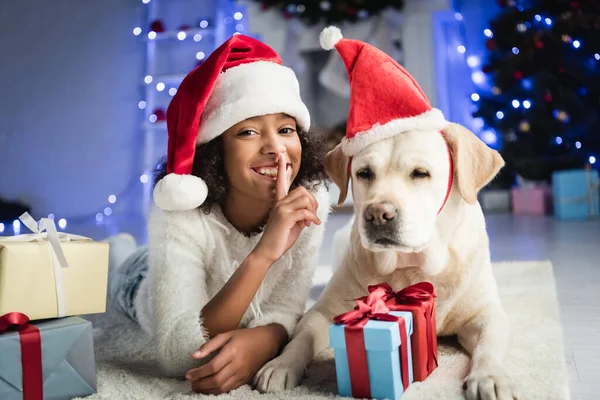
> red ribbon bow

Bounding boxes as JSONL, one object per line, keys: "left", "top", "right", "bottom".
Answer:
{"left": 0, "top": 312, "right": 43, "bottom": 400}
{"left": 334, "top": 287, "right": 410, "bottom": 398}
{"left": 366, "top": 282, "right": 437, "bottom": 305}
{"left": 334, "top": 286, "right": 396, "bottom": 327}
{"left": 363, "top": 282, "right": 439, "bottom": 375}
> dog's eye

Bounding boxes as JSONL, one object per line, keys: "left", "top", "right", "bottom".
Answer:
{"left": 356, "top": 167, "right": 375, "bottom": 181}
{"left": 411, "top": 169, "right": 430, "bottom": 179}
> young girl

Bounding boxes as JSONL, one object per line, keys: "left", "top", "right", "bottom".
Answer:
{"left": 106, "top": 34, "right": 330, "bottom": 394}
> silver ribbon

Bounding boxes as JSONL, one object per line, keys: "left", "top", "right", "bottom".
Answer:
{"left": 0, "top": 212, "right": 91, "bottom": 317}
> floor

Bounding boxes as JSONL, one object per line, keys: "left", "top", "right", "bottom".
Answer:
{"left": 54, "top": 210, "right": 600, "bottom": 400}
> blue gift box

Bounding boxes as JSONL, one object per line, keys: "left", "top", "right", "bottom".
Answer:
{"left": 0, "top": 316, "right": 97, "bottom": 400}
{"left": 329, "top": 311, "right": 414, "bottom": 400}
{"left": 552, "top": 169, "right": 599, "bottom": 220}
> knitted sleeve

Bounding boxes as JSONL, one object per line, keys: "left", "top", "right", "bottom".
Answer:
{"left": 146, "top": 206, "right": 214, "bottom": 378}
{"left": 248, "top": 184, "right": 331, "bottom": 336}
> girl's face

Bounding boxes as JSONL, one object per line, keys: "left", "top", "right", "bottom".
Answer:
{"left": 222, "top": 113, "right": 302, "bottom": 202}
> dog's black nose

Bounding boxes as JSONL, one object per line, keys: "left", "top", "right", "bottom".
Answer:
{"left": 364, "top": 203, "right": 397, "bottom": 226}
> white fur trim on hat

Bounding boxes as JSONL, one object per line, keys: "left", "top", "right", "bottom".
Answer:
{"left": 198, "top": 61, "right": 310, "bottom": 144}
{"left": 341, "top": 108, "right": 449, "bottom": 156}
{"left": 153, "top": 174, "right": 208, "bottom": 211}
{"left": 319, "top": 26, "right": 343, "bottom": 51}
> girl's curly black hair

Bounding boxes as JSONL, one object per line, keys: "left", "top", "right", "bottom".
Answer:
{"left": 154, "top": 129, "right": 329, "bottom": 214}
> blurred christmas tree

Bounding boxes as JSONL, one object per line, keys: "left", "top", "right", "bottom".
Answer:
{"left": 473, "top": 0, "right": 600, "bottom": 182}
{"left": 250, "top": 0, "right": 403, "bottom": 25}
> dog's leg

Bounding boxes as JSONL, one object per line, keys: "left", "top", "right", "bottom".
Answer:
{"left": 458, "top": 302, "right": 517, "bottom": 400}
{"left": 252, "top": 308, "right": 332, "bottom": 392}
{"left": 254, "top": 229, "right": 366, "bottom": 393}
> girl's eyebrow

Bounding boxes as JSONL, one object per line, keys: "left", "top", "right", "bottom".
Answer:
{"left": 276, "top": 114, "right": 294, "bottom": 122}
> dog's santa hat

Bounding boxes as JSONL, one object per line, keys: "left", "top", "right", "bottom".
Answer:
{"left": 153, "top": 34, "right": 310, "bottom": 211}
{"left": 319, "top": 26, "right": 448, "bottom": 156}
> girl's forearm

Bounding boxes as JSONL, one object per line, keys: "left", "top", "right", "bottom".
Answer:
{"left": 201, "top": 251, "right": 272, "bottom": 337}
{"left": 255, "top": 323, "right": 289, "bottom": 359}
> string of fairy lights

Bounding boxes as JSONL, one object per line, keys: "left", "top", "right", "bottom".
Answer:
{"left": 0, "top": 0, "right": 246, "bottom": 235}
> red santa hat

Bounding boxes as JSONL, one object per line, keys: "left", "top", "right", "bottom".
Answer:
{"left": 319, "top": 26, "right": 448, "bottom": 156}
{"left": 153, "top": 34, "right": 311, "bottom": 211}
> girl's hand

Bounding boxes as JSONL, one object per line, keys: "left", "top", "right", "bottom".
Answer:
{"left": 186, "top": 326, "right": 287, "bottom": 395}
{"left": 253, "top": 153, "right": 321, "bottom": 264}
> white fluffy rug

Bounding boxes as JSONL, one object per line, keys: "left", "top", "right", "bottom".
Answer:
{"left": 79, "top": 261, "right": 570, "bottom": 400}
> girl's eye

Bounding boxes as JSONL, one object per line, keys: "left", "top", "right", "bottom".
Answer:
{"left": 237, "top": 130, "right": 258, "bottom": 137}
{"left": 279, "top": 127, "right": 296, "bottom": 134}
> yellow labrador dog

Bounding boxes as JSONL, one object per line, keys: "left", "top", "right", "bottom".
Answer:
{"left": 253, "top": 123, "right": 517, "bottom": 400}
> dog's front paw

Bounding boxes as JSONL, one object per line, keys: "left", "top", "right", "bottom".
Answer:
{"left": 252, "top": 354, "right": 305, "bottom": 392}
{"left": 463, "top": 364, "right": 518, "bottom": 400}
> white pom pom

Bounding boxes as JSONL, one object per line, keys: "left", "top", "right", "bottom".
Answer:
{"left": 319, "top": 26, "right": 343, "bottom": 51}
{"left": 153, "top": 174, "right": 208, "bottom": 211}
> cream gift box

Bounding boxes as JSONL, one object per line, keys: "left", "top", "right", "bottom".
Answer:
{"left": 0, "top": 213, "right": 109, "bottom": 321}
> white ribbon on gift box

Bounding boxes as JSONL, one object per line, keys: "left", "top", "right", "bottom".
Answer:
{"left": 558, "top": 171, "right": 600, "bottom": 217}
{"left": 0, "top": 212, "right": 91, "bottom": 317}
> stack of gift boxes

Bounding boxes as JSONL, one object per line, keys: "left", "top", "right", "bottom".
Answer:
{"left": 0, "top": 212, "right": 108, "bottom": 400}
{"left": 479, "top": 167, "right": 599, "bottom": 220}
{"left": 330, "top": 282, "right": 438, "bottom": 400}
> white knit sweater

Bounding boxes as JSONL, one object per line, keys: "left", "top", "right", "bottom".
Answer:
{"left": 133, "top": 185, "right": 330, "bottom": 377}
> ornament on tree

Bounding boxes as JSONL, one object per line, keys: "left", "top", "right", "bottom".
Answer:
{"left": 535, "top": 40, "right": 545, "bottom": 49}
{"left": 486, "top": 39, "right": 497, "bottom": 50}
{"left": 517, "top": 23, "right": 527, "bottom": 32}
{"left": 150, "top": 19, "right": 165, "bottom": 33}
{"left": 562, "top": 34, "right": 572, "bottom": 43}
{"left": 544, "top": 91, "right": 553, "bottom": 102}
{"left": 556, "top": 110, "right": 569, "bottom": 122}
{"left": 492, "top": 86, "right": 502, "bottom": 95}
{"left": 513, "top": 71, "right": 523, "bottom": 80}
{"left": 178, "top": 24, "right": 191, "bottom": 31}
{"left": 519, "top": 121, "right": 531, "bottom": 132}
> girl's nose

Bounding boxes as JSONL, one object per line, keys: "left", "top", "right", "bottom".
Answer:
{"left": 261, "top": 131, "right": 286, "bottom": 155}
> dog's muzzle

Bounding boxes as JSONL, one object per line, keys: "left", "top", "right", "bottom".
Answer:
{"left": 363, "top": 202, "right": 400, "bottom": 246}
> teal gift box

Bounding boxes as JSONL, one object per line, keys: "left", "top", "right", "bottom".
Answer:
{"left": 552, "top": 169, "right": 599, "bottom": 220}
{"left": 0, "top": 314, "right": 97, "bottom": 400}
{"left": 330, "top": 310, "right": 414, "bottom": 400}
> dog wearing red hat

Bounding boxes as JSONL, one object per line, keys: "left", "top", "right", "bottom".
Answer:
{"left": 254, "top": 27, "right": 516, "bottom": 400}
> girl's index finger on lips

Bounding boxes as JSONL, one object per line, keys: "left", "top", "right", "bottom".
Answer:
{"left": 275, "top": 152, "right": 288, "bottom": 201}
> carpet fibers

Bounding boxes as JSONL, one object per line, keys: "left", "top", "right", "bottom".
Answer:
{"left": 78, "top": 261, "right": 570, "bottom": 400}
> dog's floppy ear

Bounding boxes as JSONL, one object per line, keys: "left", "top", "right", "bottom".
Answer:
{"left": 443, "top": 123, "right": 505, "bottom": 205}
{"left": 325, "top": 143, "right": 351, "bottom": 206}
